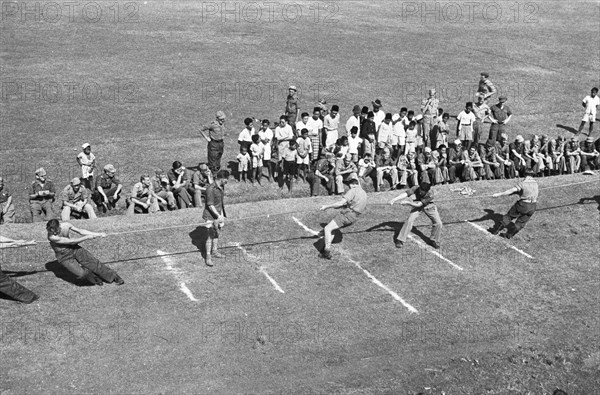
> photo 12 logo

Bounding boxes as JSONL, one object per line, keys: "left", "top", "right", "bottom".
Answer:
{"left": 199, "top": 1, "right": 339, "bottom": 23}
{"left": 198, "top": 81, "right": 340, "bottom": 104}
{"left": 0, "top": 1, "right": 140, "bottom": 24}
{"left": 399, "top": 2, "right": 541, "bottom": 24}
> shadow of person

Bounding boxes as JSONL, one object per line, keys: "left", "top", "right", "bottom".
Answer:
{"left": 189, "top": 226, "right": 209, "bottom": 259}
{"left": 227, "top": 161, "right": 239, "bottom": 181}
{"left": 364, "top": 221, "right": 402, "bottom": 241}
{"left": 44, "top": 260, "right": 94, "bottom": 286}
{"left": 470, "top": 208, "right": 504, "bottom": 230}
{"left": 556, "top": 124, "right": 579, "bottom": 135}
{"left": 2, "top": 270, "right": 43, "bottom": 279}
{"left": 579, "top": 195, "right": 600, "bottom": 211}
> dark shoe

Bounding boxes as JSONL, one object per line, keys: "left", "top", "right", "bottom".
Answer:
{"left": 430, "top": 241, "right": 441, "bottom": 249}
{"left": 491, "top": 225, "right": 503, "bottom": 235}
{"left": 113, "top": 274, "right": 125, "bottom": 285}
{"left": 395, "top": 240, "right": 404, "bottom": 248}
{"left": 320, "top": 249, "right": 332, "bottom": 260}
{"left": 212, "top": 251, "right": 224, "bottom": 259}
{"left": 500, "top": 232, "right": 513, "bottom": 240}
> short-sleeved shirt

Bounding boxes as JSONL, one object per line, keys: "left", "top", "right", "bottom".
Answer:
{"left": 60, "top": 185, "right": 90, "bottom": 204}
{"left": 151, "top": 175, "right": 170, "bottom": 193}
{"left": 335, "top": 160, "right": 357, "bottom": 175}
{"left": 131, "top": 182, "right": 153, "bottom": 199}
{"left": 407, "top": 185, "right": 434, "bottom": 207}
{"left": 306, "top": 117, "right": 323, "bottom": 136}
{"left": 77, "top": 151, "right": 96, "bottom": 178}
{"left": 347, "top": 135, "right": 363, "bottom": 154}
{"left": 95, "top": 174, "right": 121, "bottom": 191}
{"left": 421, "top": 97, "right": 439, "bottom": 115}
{"left": 237, "top": 153, "right": 251, "bottom": 165}
{"left": 490, "top": 104, "right": 512, "bottom": 122}
{"left": 373, "top": 110, "right": 385, "bottom": 130}
{"left": 283, "top": 149, "right": 299, "bottom": 162}
{"left": 275, "top": 125, "right": 294, "bottom": 142}
{"left": 238, "top": 128, "right": 254, "bottom": 143}
{"left": 324, "top": 114, "right": 340, "bottom": 131}
{"left": 457, "top": 111, "right": 476, "bottom": 126}
{"left": 192, "top": 171, "right": 209, "bottom": 188}
{"left": 377, "top": 122, "right": 393, "bottom": 145}
{"left": 30, "top": 180, "right": 56, "bottom": 201}
{"left": 296, "top": 137, "right": 312, "bottom": 157}
{"left": 203, "top": 182, "right": 224, "bottom": 221}
{"left": 0, "top": 187, "right": 11, "bottom": 204}
{"left": 473, "top": 103, "right": 490, "bottom": 121}
{"left": 583, "top": 95, "right": 600, "bottom": 116}
{"left": 343, "top": 186, "right": 367, "bottom": 214}
{"left": 478, "top": 78, "right": 496, "bottom": 96}
{"left": 201, "top": 121, "right": 225, "bottom": 141}
{"left": 515, "top": 177, "right": 538, "bottom": 203}
{"left": 167, "top": 169, "right": 189, "bottom": 186}
{"left": 285, "top": 94, "right": 298, "bottom": 116}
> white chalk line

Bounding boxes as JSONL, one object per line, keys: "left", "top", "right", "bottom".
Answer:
{"left": 292, "top": 217, "right": 418, "bottom": 313}
{"left": 406, "top": 235, "right": 464, "bottom": 271}
{"left": 465, "top": 221, "right": 534, "bottom": 259}
{"left": 157, "top": 250, "right": 198, "bottom": 302}
{"left": 233, "top": 243, "right": 285, "bottom": 293}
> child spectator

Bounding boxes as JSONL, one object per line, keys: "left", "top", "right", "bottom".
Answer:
{"left": 281, "top": 140, "right": 299, "bottom": 193}
{"left": 358, "top": 153, "right": 376, "bottom": 183}
{"left": 347, "top": 126, "right": 363, "bottom": 164}
{"left": 405, "top": 121, "right": 418, "bottom": 154}
{"left": 392, "top": 107, "right": 408, "bottom": 159}
{"left": 456, "top": 102, "right": 476, "bottom": 150}
{"left": 250, "top": 134, "right": 265, "bottom": 185}
{"left": 237, "top": 146, "right": 251, "bottom": 182}
{"left": 258, "top": 120, "right": 275, "bottom": 182}
{"left": 397, "top": 151, "right": 419, "bottom": 189}
{"left": 296, "top": 128, "right": 312, "bottom": 183}
{"left": 77, "top": 143, "right": 96, "bottom": 190}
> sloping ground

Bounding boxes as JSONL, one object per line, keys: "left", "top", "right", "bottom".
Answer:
{"left": 1, "top": 173, "right": 598, "bottom": 394}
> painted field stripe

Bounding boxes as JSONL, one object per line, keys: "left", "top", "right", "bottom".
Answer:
{"left": 292, "top": 216, "right": 319, "bottom": 236}
{"left": 466, "top": 221, "right": 534, "bottom": 259}
{"left": 233, "top": 243, "right": 285, "bottom": 293}
{"left": 157, "top": 250, "right": 198, "bottom": 302}
{"left": 407, "top": 235, "right": 464, "bottom": 271}
{"left": 292, "top": 217, "right": 418, "bottom": 313}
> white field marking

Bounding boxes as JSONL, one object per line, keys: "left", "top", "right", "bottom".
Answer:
{"left": 233, "top": 243, "right": 285, "bottom": 293}
{"left": 157, "top": 250, "right": 198, "bottom": 302}
{"left": 407, "top": 235, "right": 464, "bottom": 271}
{"left": 465, "top": 221, "right": 534, "bottom": 259}
{"left": 292, "top": 218, "right": 418, "bottom": 313}
{"left": 292, "top": 216, "right": 320, "bottom": 236}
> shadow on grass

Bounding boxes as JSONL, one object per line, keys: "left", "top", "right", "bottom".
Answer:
{"left": 2, "top": 270, "right": 44, "bottom": 279}
{"left": 189, "top": 226, "right": 209, "bottom": 259}
{"left": 556, "top": 124, "right": 579, "bottom": 135}
{"left": 579, "top": 195, "right": 600, "bottom": 211}
{"left": 364, "top": 220, "right": 435, "bottom": 244}
{"left": 45, "top": 260, "right": 94, "bottom": 286}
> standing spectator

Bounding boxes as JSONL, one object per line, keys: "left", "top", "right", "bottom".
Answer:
{"left": 404, "top": 121, "right": 419, "bottom": 155}
{"left": 488, "top": 96, "right": 513, "bottom": 143}
{"left": 281, "top": 141, "right": 299, "bottom": 193}
{"left": 324, "top": 105, "right": 341, "bottom": 150}
{"left": 296, "top": 112, "right": 311, "bottom": 141}
{"left": 296, "top": 129, "right": 312, "bottom": 183}
{"left": 307, "top": 153, "right": 335, "bottom": 196}
{"left": 359, "top": 106, "right": 369, "bottom": 138}
{"left": 258, "top": 120, "right": 275, "bottom": 182}
{"left": 46, "top": 219, "right": 124, "bottom": 286}
{"left": 345, "top": 105, "right": 361, "bottom": 138}
{"left": 414, "top": 114, "right": 425, "bottom": 152}
{"left": 377, "top": 113, "right": 394, "bottom": 149}
{"left": 510, "top": 135, "right": 527, "bottom": 177}
{"left": 250, "top": 134, "right": 265, "bottom": 184}
{"left": 60, "top": 178, "right": 96, "bottom": 220}
{"left": 564, "top": 137, "right": 582, "bottom": 174}
{"left": 347, "top": 127, "right": 363, "bottom": 164}
{"left": 477, "top": 72, "right": 497, "bottom": 101}
{"left": 361, "top": 111, "right": 377, "bottom": 141}
{"left": 578, "top": 87, "right": 599, "bottom": 136}
{"left": 285, "top": 85, "right": 300, "bottom": 131}
{"left": 371, "top": 99, "right": 385, "bottom": 130}
{"left": 432, "top": 112, "right": 450, "bottom": 149}
{"left": 199, "top": 111, "right": 227, "bottom": 173}
{"left": 151, "top": 168, "right": 177, "bottom": 211}
{"left": 389, "top": 181, "right": 443, "bottom": 249}
{"left": 392, "top": 107, "right": 408, "bottom": 159}
{"left": 496, "top": 133, "right": 515, "bottom": 179}
{"left": 238, "top": 117, "right": 256, "bottom": 151}
{"left": 29, "top": 168, "right": 56, "bottom": 222}
{"left": 166, "top": 161, "right": 194, "bottom": 208}
{"left": 317, "top": 99, "right": 329, "bottom": 120}
{"left": 202, "top": 170, "right": 227, "bottom": 267}
{"left": 236, "top": 147, "right": 251, "bottom": 182}
{"left": 472, "top": 94, "right": 490, "bottom": 146}
{"left": 275, "top": 115, "right": 295, "bottom": 160}
{"left": 456, "top": 102, "right": 476, "bottom": 150}
{"left": 127, "top": 175, "right": 160, "bottom": 216}
{"left": 421, "top": 89, "right": 439, "bottom": 146}
{"left": 0, "top": 177, "right": 15, "bottom": 224}
{"left": 580, "top": 136, "right": 600, "bottom": 173}
{"left": 334, "top": 153, "right": 358, "bottom": 195}
{"left": 92, "top": 164, "right": 123, "bottom": 213}
{"left": 362, "top": 132, "right": 377, "bottom": 159}
{"left": 448, "top": 140, "right": 465, "bottom": 183}
{"left": 77, "top": 143, "right": 96, "bottom": 190}
{"left": 375, "top": 147, "right": 398, "bottom": 191}
{"left": 306, "top": 107, "right": 323, "bottom": 162}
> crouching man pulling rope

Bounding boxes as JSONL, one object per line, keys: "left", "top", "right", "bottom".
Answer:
{"left": 0, "top": 236, "right": 39, "bottom": 304}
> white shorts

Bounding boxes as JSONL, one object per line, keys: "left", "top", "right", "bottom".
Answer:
{"left": 325, "top": 130, "right": 338, "bottom": 148}
{"left": 296, "top": 155, "right": 310, "bottom": 165}
{"left": 390, "top": 134, "right": 399, "bottom": 146}
{"left": 582, "top": 113, "right": 596, "bottom": 123}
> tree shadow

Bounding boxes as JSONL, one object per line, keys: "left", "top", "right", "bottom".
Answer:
{"left": 556, "top": 124, "right": 579, "bottom": 135}
{"left": 44, "top": 260, "right": 94, "bottom": 286}
{"left": 189, "top": 226, "right": 209, "bottom": 259}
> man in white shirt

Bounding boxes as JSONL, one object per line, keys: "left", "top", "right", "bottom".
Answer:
{"left": 275, "top": 116, "right": 295, "bottom": 160}
{"left": 306, "top": 107, "right": 324, "bottom": 162}
{"left": 77, "top": 143, "right": 96, "bottom": 190}
{"left": 372, "top": 99, "right": 385, "bottom": 130}
{"left": 578, "top": 87, "right": 600, "bottom": 136}
{"left": 392, "top": 107, "right": 408, "bottom": 159}
{"left": 324, "top": 105, "right": 340, "bottom": 151}
{"left": 296, "top": 112, "right": 312, "bottom": 140}
{"left": 456, "top": 102, "right": 477, "bottom": 150}
{"left": 345, "top": 105, "right": 361, "bottom": 138}
{"left": 238, "top": 117, "right": 256, "bottom": 151}
{"left": 258, "top": 120, "right": 275, "bottom": 181}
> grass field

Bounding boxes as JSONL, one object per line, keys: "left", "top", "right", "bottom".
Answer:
{"left": 1, "top": 1, "right": 600, "bottom": 394}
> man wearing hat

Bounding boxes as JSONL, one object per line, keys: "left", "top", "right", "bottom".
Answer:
{"left": 29, "top": 168, "right": 56, "bottom": 222}
{"left": 60, "top": 178, "right": 96, "bottom": 220}
{"left": 1, "top": 236, "right": 39, "bottom": 304}
{"left": 151, "top": 168, "right": 177, "bottom": 211}
{"left": 421, "top": 89, "right": 439, "bottom": 147}
{"left": 490, "top": 169, "right": 538, "bottom": 239}
{"left": 199, "top": 110, "right": 227, "bottom": 173}
{"left": 371, "top": 99, "right": 385, "bottom": 130}
{"left": 488, "top": 96, "right": 512, "bottom": 143}
{"left": 563, "top": 136, "right": 582, "bottom": 174}
{"left": 318, "top": 172, "right": 367, "bottom": 259}
{"left": 92, "top": 164, "right": 123, "bottom": 213}
{"left": 510, "top": 135, "right": 528, "bottom": 177}
{"left": 580, "top": 136, "right": 599, "bottom": 173}
{"left": 478, "top": 72, "right": 497, "bottom": 100}
{"left": 389, "top": 181, "right": 443, "bottom": 249}
{"left": 344, "top": 105, "right": 362, "bottom": 138}
{"left": 77, "top": 143, "right": 96, "bottom": 190}
{"left": 0, "top": 177, "right": 15, "bottom": 224}
{"left": 324, "top": 105, "right": 341, "bottom": 150}
{"left": 307, "top": 152, "right": 335, "bottom": 196}
{"left": 127, "top": 175, "right": 161, "bottom": 215}
{"left": 286, "top": 85, "right": 300, "bottom": 130}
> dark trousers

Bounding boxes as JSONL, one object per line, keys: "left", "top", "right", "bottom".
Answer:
{"left": 448, "top": 164, "right": 464, "bottom": 183}
{"left": 208, "top": 139, "right": 224, "bottom": 173}
{"left": 0, "top": 267, "right": 38, "bottom": 303}
{"left": 92, "top": 186, "right": 121, "bottom": 208}
{"left": 502, "top": 201, "right": 536, "bottom": 236}
{"left": 488, "top": 123, "right": 506, "bottom": 143}
{"left": 55, "top": 246, "right": 118, "bottom": 283}
{"left": 307, "top": 173, "right": 334, "bottom": 196}
{"left": 30, "top": 200, "right": 55, "bottom": 223}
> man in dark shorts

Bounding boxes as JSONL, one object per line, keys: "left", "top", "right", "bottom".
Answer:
{"left": 490, "top": 169, "right": 538, "bottom": 239}
{"left": 389, "top": 181, "right": 442, "bottom": 249}
{"left": 46, "top": 219, "right": 124, "bottom": 286}
{"left": 318, "top": 173, "right": 367, "bottom": 259}
{"left": 202, "top": 170, "right": 227, "bottom": 267}
{"left": 0, "top": 236, "right": 39, "bottom": 304}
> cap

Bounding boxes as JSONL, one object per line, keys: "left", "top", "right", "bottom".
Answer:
{"left": 71, "top": 177, "right": 81, "bottom": 186}
{"left": 35, "top": 167, "right": 47, "bottom": 176}
{"left": 428, "top": 88, "right": 436, "bottom": 95}
{"left": 515, "top": 135, "right": 524, "bottom": 143}
{"left": 346, "top": 173, "right": 359, "bottom": 183}
{"left": 82, "top": 143, "right": 90, "bottom": 149}
{"left": 481, "top": 72, "right": 489, "bottom": 78}
{"left": 216, "top": 110, "right": 226, "bottom": 120}
{"left": 372, "top": 99, "right": 383, "bottom": 108}
{"left": 498, "top": 96, "right": 508, "bottom": 102}
{"left": 454, "top": 139, "right": 462, "bottom": 146}
{"left": 352, "top": 105, "right": 361, "bottom": 113}
{"left": 289, "top": 85, "right": 297, "bottom": 91}
{"left": 104, "top": 164, "right": 116, "bottom": 172}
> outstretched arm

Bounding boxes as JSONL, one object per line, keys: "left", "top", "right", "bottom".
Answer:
{"left": 389, "top": 192, "right": 409, "bottom": 205}
{"left": 320, "top": 199, "right": 347, "bottom": 211}
{"left": 492, "top": 187, "right": 519, "bottom": 198}
{"left": 69, "top": 225, "right": 106, "bottom": 238}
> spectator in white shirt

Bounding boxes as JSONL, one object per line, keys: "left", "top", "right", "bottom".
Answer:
{"left": 578, "top": 87, "right": 600, "bottom": 136}
{"left": 372, "top": 99, "right": 385, "bottom": 130}
{"left": 345, "top": 105, "right": 361, "bottom": 138}
{"left": 77, "top": 143, "right": 96, "bottom": 190}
